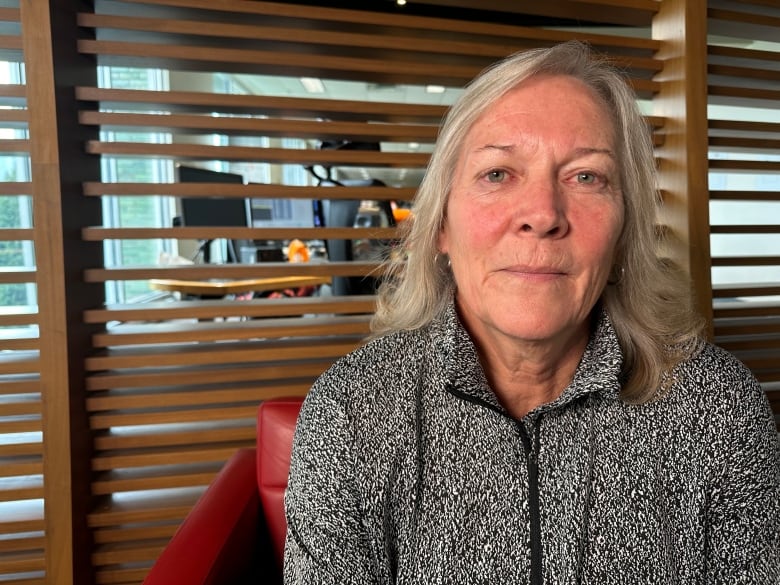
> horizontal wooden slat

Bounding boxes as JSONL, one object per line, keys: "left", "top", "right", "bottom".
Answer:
{"left": 0, "top": 397, "right": 42, "bottom": 417}
{"left": 711, "top": 256, "right": 780, "bottom": 267}
{"left": 0, "top": 513, "right": 43, "bottom": 535}
{"left": 88, "top": 490, "right": 202, "bottom": 528}
{"left": 0, "top": 138, "right": 29, "bottom": 153}
{"left": 709, "top": 159, "right": 780, "bottom": 172}
{"left": 81, "top": 181, "right": 416, "bottom": 200}
{"left": 85, "top": 140, "right": 430, "bottom": 167}
{"left": 0, "top": 316, "right": 38, "bottom": 329}
{"left": 87, "top": 379, "right": 311, "bottom": 411}
{"left": 709, "top": 63, "right": 779, "bottom": 85}
{"left": 92, "top": 313, "right": 370, "bottom": 347}
{"left": 0, "top": 419, "right": 41, "bottom": 435}
{"left": 717, "top": 336, "right": 780, "bottom": 352}
{"left": 0, "top": 353, "right": 39, "bottom": 376}
{"left": 0, "top": 338, "right": 39, "bottom": 351}
{"left": 709, "top": 190, "right": 779, "bottom": 201}
{"left": 0, "top": 484, "right": 43, "bottom": 504}
{"left": 75, "top": 86, "right": 448, "bottom": 122}
{"left": 0, "top": 378, "right": 40, "bottom": 395}
{"left": 714, "top": 317, "right": 780, "bottom": 337}
{"left": 94, "top": 565, "right": 152, "bottom": 584}
{"left": 82, "top": 226, "right": 398, "bottom": 241}
{"left": 709, "top": 136, "right": 780, "bottom": 150}
{"left": 84, "top": 335, "right": 363, "bottom": 371}
{"left": 91, "top": 540, "right": 163, "bottom": 566}
{"left": 712, "top": 282, "right": 780, "bottom": 297}
{"left": 79, "top": 111, "right": 440, "bottom": 143}
{"left": 0, "top": 268, "right": 35, "bottom": 285}
{"left": 85, "top": 360, "right": 332, "bottom": 392}
{"left": 89, "top": 404, "right": 260, "bottom": 431}
{"left": 0, "top": 551, "right": 45, "bottom": 574}
{"left": 83, "top": 260, "right": 383, "bottom": 282}
{"left": 83, "top": 294, "right": 375, "bottom": 324}
{"left": 0, "top": 532, "right": 44, "bottom": 552}
{"left": 708, "top": 7, "right": 780, "bottom": 28}
{"left": 714, "top": 301, "right": 780, "bottom": 319}
{"left": 710, "top": 225, "right": 780, "bottom": 234}
{"left": 709, "top": 119, "right": 780, "bottom": 134}
{"left": 93, "top": 522, "right": 179, "bottom": 546}
{"left": 708, "top": 84, "right": 780, "bottom": 105}
{"left": 0, "top": 7, "right": 20, "bottom": 21}
{"left": 0, "top": 84, "right": 25, "bottom": 110}
{"left": 0, "top": 440, "right": 41, "bottom": 458}
{"left": 0, "top": 108, "right": 27, "bottom": 124}
{"left": 92, "top": 442, "right": 244, "bottom": 472}
{"left": 0, "top": 34, "right": 23, "bottom": 54}
{"left": 0, "top": 458, "right": 42, "bottom": 478}
{"left": 708, "top": 44, "right": 780, "bottom": 65}
{"left": 91, "top": 462, "right": 223, "bottom": 495}
{"left": 94, "top": 421, "right": 255, "bottom": 451}
{"left": 0, "top": 228, "right": 33, "bottom": 241}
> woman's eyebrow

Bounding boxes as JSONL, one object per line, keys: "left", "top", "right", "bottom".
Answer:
{"left": 572, "top": 147, "right": 616, "bottom": 160}
{"left": 468, "top": 145, "right": 617, "bottom": 160}
{"left": 473, "top": 143, "right": 515, "bottom": 154}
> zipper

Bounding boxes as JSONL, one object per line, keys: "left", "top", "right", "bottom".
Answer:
{"left": 518, "top": 419, "right": 543, "bottom": 585}
{"left": 445, "top": 384, "right": 545, "bottom": 583}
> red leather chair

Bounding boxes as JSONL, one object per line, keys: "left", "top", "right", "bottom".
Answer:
{"left": 142, "top": 397, "right": 304, "bottom": 585}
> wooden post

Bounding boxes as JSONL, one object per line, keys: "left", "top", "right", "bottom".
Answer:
{"left": 652, "top": 0, "right": 714, "bottom": 337}
{"left": 20, "top": 1, "right": 102, "bottom": 583}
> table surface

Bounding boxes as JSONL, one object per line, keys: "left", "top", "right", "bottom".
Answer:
{"left": 149, "top": 275, "right": 331, "bottom": 296}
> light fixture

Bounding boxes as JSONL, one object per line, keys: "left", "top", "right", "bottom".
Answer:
{"left": 397, "top": 0, "right": 407, "bottom": 5}
{"left": 300, "top": 77, "right": 325, "bottom": 93}
{"left": 425, "top": 85, "right": 446, "bottom": 94}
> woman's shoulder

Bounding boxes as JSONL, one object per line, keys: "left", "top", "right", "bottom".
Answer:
{"left": 666, "top": 340, "right": 770, "bottom": 424}
{"left": 305, "top": 326, "right": 434, "bottom": 414}
{"left": 676, "top": 340, "right": 758, "bottom": 392}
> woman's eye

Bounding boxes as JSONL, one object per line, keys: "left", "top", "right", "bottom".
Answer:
{"left": 577, "top": 172, "right": 597, "bottom": 184}
{"left": 485, "top": 169, "right": 506, "bottom": 183}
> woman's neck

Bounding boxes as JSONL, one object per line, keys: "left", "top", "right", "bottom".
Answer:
{"left": 474, "top": 327, "right": 590, "bottom": 420}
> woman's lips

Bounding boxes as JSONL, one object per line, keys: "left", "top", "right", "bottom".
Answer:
{"left": 503, "top": 265, "right": 566, "bottom": 281}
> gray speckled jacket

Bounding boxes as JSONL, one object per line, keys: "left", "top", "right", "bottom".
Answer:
{"left": 284, "top": 305, "right": 780, "bottom": 584}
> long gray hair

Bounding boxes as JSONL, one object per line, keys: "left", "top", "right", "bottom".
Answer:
{"left": 371, "top": 40, "right": 703, "bottom": 403}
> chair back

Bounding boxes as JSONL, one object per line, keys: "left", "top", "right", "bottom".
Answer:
{"left": 257, "top": 397, "right": 304, "bottom": 571}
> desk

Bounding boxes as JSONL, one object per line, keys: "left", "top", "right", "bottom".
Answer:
{"left": 150, "top": 276, "right": 331, "bottom": 297}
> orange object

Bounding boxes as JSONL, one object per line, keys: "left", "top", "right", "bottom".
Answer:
{"left": 392, "top": 207, "right": 412, "bottom": 223}
{"left": 287, "top": 239, "right": 310, "bottom": 263}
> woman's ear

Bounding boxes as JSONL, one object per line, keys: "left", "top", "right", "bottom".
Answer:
{"left": 437, "top": 223, "right": 450, "bottom": 255}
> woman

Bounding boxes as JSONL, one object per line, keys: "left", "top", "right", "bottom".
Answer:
{"left": 284, "top": 41, "right": 779, "bottom": 584}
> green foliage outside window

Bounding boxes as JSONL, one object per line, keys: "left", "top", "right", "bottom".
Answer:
{"left": 0, "top": 195, "right": 28, "bottom": 306}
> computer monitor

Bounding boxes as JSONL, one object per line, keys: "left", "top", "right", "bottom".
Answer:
{"left": 177, "top": 165, "right": 248, "bottom": 263}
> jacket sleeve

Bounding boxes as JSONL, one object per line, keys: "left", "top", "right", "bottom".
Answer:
{"left": 706, "top": 373, "right": 780, "bottom": 585}
{"left": 283, "top": 382, "right": 379, "bottom": 585}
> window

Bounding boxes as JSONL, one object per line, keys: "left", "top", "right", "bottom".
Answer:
{"left": 97, "top": 66, "right": 175, "bottom": 303}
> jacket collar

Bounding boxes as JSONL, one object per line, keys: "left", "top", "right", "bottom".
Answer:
{"left": 431, "top": 301, "right": 624, "bottom": 419}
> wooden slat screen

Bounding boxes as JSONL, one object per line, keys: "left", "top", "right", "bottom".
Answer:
{"left": 0, "top": 2, "right": 46, "bottom": 582}
{"left": 73, "top": 1, "right": 670, "bottom": 582}
{"left": 706, "top": 0, "right": 780, "bottom": 424}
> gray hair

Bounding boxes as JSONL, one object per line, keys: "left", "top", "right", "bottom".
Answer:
{"left": 371, "top": 40, "right": 703, "bottom": 403}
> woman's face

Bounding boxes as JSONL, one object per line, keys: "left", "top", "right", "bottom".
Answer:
{"left": 439, "top": 74, "right": 624, "bottom": 352}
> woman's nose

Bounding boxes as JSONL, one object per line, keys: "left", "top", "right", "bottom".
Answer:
{"left": 516, "top": 178, "right": 569, "bottom": 237}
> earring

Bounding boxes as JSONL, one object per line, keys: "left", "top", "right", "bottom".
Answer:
{"left": 608, "top": 265, "right": 625, "bottom": 286}
{"left": 434, "top": 253, "right": 451, "bottom": 269}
